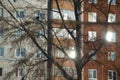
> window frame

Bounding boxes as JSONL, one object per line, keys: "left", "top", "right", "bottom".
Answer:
{"left": 106, "top": 31, "right": 116, "bottom": 42}
{"left": 108, "top": 70, "right": 117, "bottom": 80}
{"left": 108, "top": 13, "right": 116, "bottom": 23}
{"left": 88, "top": 12, "right": 97, "bottom": 22}
{"left": 108, "top": 52, "right": 116, "bottom": 61}
{"left": 15, "top": 48, "right": 25, "bottom": 58}
{"left": 16, "top": 9, "right": 25, "bottom": 18}
{"left": 0, "top": 47, "right": 4, "bottom": 56}
{"left": 88, "top": 69, "right": 97, "bottom": 80}
{"left": 88, "top": 31, "right": 97, "bottom": 41}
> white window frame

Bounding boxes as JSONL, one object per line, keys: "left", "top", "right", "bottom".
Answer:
{"left": 88, "top": 31, "right": 97, "bottom": 41}
{"left": 88, "top": 12, "right": 97, "bottom": 22}
{"left": 106, "top": 31, "right": 116, "bottom": 42}
{"left": 108, "top": 13, "right": 116, "bottom": 23}
{"left": 108, "top": 52, "right": 116, "bottom": 61}
{"left": 89, "top": 0, "right": 97, "bottom": 4}
{"left": 108, "top": 0, "right": 116, "bottom": 5}
{"left": 88, "top": 69, "right": 97, "bottom": 80}
{"left": 108, "top": 70, "right": 117, "bottom": 80}
{"left": 15, "top": 48, "right": 25, "bottom": 58}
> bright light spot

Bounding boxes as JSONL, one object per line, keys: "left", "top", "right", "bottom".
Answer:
{"left": 69, "top": 50, "right": 76, "bottom": 59}
{"left": 106, "top": 31, "right": 113, "bottom": 42}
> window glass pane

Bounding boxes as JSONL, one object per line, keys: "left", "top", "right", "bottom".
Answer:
{"left": 0, "top": 68, "right": 2, "bottom": 76}
{"left": 39, "top": 12, "right": 45, "bottom": 21}
{"left": 0, "top": 28, "right": 3, "bottom": 36}
{"left": 16, "top": 48, "right": 20, "bottom": 56}
{"left": 111, "top": 52, "right": 116, "bottom": 61}
{"left": 0, "top": 48, "right": 4, "bottom": 56}
{"left": 21, "top": 48, "right": 25, "bottom": 57}
{"left": 0, "top": 8, "right": 3, "bottom": 17}
{"left": 88, "top": 70, "right": 92, "bottom": 78}
{"left": 93, "top": 71, "right": 96, "bottom": 78}
{"left": 109, "top": 71, "right": 113, "bottom": 79}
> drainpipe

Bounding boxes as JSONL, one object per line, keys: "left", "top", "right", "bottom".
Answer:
{"left": 47, "top": 0, "right": 53, "bottom": 80}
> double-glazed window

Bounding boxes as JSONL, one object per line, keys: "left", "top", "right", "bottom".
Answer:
{"left": 106, "top": 31, "right": 116, "bottom": 42}
{"left": 108, "top": 70, "right": 117, "bottom": 80}
{"left": 51, "top": 9, "right": 75, "bottom": 20}
{"left": 108, "top": 52, "right": 116, "bottom": 61}
{"left": 108, "top": 13, "right": 116, "bottom": 23}
{"left": 88, "top": 12, "right": 97, "bottom": 22}
{"left": 16, "top": 9, "right": 24, "bottom": 18}
{"left": 16, "top": 48, "right": 25, "bottom": 57}
{"left": 88, "top": 69, "right": 97, "bottom": 80}
{"left": 88, "top": 31, "right": 97, "bottom": 41}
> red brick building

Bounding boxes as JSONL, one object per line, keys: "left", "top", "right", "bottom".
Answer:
{"left": 50, "top": 0, "right": 120, "bottom": 80}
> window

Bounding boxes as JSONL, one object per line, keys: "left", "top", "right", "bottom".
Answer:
{"left": 108, "top": 70, "right": 117, "bottom": 80}
{"left": 89, "top": 0, "right": 97, "bottom": 4}
{"left": 16, "top": 67, "right": 25, "bottom": 77}
{"left": 106, "top": 31, "right": 116, "bottom": 42}
{"left": 108, "top": 14, "right": 116, "bottom": 23}
{"left": 13, "top": 0, "right": 17, "bottom": 2}
{"left": 108, "top": 52, "right": 116, "bottom": 61}
{"left": 88, "top": 12, "right": 97, "bottom": 22}
{"left": 88, "top": 69, "right": 97, "bottom": 80}
{"left": 51, "top": 9, "right": 75, "bottom": 20}
{"left": 0, "top": 68, "right": 2, "bottom": 76}
{"left": 16, "top": 9, "right": 24, "bottom": 18}
{"left": 88, "top": 31, "right": 97, "bottom": 41}
{"left": 0, "top": 48, "right": 4, "bottom": 56}
{"left": 108, "top": 0, "right": 116, "bottom": 5}
{"left": 53, "top": 28, "right": 69, "bottom": 38}
{"left": 0, "top": 28, "right": 3, "bottom": 36}
{"left": 36, "top": 50, "right": 45, "bottom": 58}
{"left": 0, "top": 8, "right": 3, "bottom": 17}
{"left": 89, "top": 50, "right": 97, "bottom": 60}
{"left": 34, "top": 11, "right": 45, "bottom": 21}
{"left": 16, "top": 48, "right": 25, "bottom": 57}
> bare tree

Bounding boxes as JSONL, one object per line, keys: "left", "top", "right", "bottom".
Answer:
{"left": 0, "top": 0, "right": 120, "bottom": 80}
